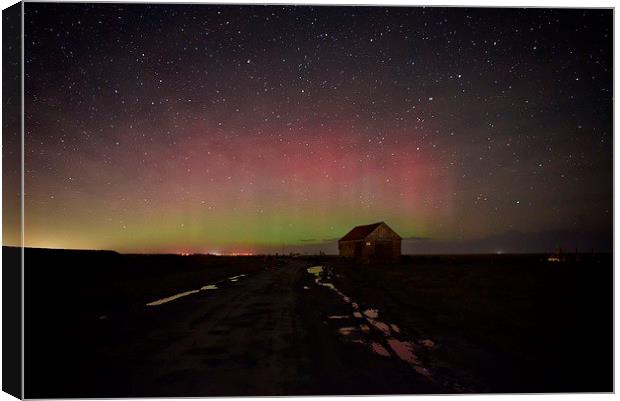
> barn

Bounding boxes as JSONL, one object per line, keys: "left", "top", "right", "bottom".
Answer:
{"left": 338, "top": 222, "right": 402, "bottom": 261}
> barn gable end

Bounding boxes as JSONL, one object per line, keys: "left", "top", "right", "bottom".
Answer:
{"left": 338, "top": 222, "right": 402, "bottom": 261}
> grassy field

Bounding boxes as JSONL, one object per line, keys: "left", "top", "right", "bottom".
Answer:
{"left": 13, "top": 248, "right": 613, "bottom": 395}
{"left": 325, "top": 254, "right": 613, "bottom": 392}
{"left": 21, "top": 247, "right": 273, "bottom": 319}
{"left": 19, "top": 247, "right": 286, "bottom": 397}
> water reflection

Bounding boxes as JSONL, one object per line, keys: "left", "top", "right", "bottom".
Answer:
{"left": 306, "top": 265, "right": 435, "bottom": 379}
{"left": 363, "top": 309, "right": 379, "bottom": 319}
{"left": 367, "top": 317, "right": 392, "bottom": 336}
{"left": 307, "top": 266, "right": 323, "bottom": 276}
{"left": 147, "top": 273, "right": 248, "bottom": 307}
{"left": 201, "top": 285, "right": 218, "bottom": 290}
{"left": 228, "top": 274, "right": 247, "bottom": 281}
{"left": 387, "top": 338, "right": 419, "bottom": 364}
{"left": 371, "top": 342, "right": 391, "bottom": 357}
{"left": 337, "top": 326, "right": 357, "bottom": 336}
{"left": 421, "top": 339, "right": 435, "bottom": 348}
{"left": 146, "top": 289, "right": 201, "bottom": 306}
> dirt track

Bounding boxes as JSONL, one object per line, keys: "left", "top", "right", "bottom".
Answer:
{"left": 23, "top": 250, "right": 613, "bottom": 397}
{"left": 78, "top": 259, "right": 442, "bottom": 397}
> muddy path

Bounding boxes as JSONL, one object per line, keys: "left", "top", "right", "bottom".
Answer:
{"left": 300, "top": 264, "right": 455, "bottom": 393}
{"left": 27, "top": 259, "right": 445, "bottom": 397}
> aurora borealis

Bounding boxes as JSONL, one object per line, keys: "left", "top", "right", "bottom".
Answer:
{"left": 10, "top": 4, "right": 613, "bottom": 254}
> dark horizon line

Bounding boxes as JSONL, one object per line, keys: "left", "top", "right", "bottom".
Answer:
{"left": 2, "top": 245, "right": 610, "bottom": 257}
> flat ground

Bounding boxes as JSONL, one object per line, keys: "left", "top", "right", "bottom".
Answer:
{"left": 18, "top": 248, "right": 612, "bottom": 397}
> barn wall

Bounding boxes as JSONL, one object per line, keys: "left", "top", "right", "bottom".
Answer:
{"left": 367, "top": 225, "right": 401, "bottom": 260}
{"left": 338, "top": 241, "right": 359, "bottom": 257}
{"left": 367, "top": 224, "right": 401, "bottom": 241}
{"left": 339, "top": 223, "right": 402, "bottom": 261}
{"left": 362, "top": 241, "right": 373, "bottom": 259}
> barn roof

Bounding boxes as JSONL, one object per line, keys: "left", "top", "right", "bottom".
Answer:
{"left": 339, "top": 222, "right": 384, "bottom": 242}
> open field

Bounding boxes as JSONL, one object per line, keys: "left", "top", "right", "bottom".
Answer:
{"left": 324, "top": 254, "right": 613, "bottom": 392}
{"left": 14, "top": 247, "right": 612, "bottom": 397}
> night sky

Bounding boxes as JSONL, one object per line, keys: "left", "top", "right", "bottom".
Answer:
{"left": 15, "top": 4, "right": 612, "bottom": 254}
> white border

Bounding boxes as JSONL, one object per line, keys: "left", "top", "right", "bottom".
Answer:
{"left": 0, "top": 1, "right": 615, "bottom": 401}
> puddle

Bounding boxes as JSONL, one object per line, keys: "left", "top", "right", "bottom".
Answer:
{"left": 414, "top": 366, "right": 432, "bottom": 378}
{"left": 387, "top": 338, "right": 419, "bottom": 364}
{"left": 371, "top": 342, "right": 391, "bottom": 357}
{"left": 147, "top": 289, "right": 201, "bottom": 306}
{"left": 338, "top": 326, "right": 357, "bottom": 336}
{"left": 367, "top": 318, "right": 392, "bottom": 336}
{"left": 308, "top": 266, "right": 349, "bottom": 301}
{"left": 306, "top": 264, "right": 435, "bottom": 381}
{"left": 147, "top": 274, "right": 246, "bottom": 307}
{"left": 420, "top": 339, "right": 435, "bottom": 348}
{"left": 363, "top": 309, "right": 379, "bottom": 319}
{"left": 363, "top": 308, "right": 392, "bottom": 336}
{"left": 201, "top": 285, "right": 218, "bottom": 290}
{"left": 307, "top": 266, "right": 323, "bottom": 276}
